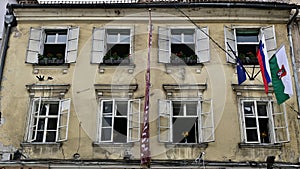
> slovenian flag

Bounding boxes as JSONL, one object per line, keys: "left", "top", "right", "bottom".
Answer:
{"left": 269, "top": 45, "right": 293, "bottom": 104}
{"left": 256, "top": 36, "right": 272, "bottom": 94}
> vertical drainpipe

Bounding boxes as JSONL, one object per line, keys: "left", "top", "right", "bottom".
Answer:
{"left": 0, "top": 4, "right": 15, "bottom": 88}
{"left": 287, "top": 8, "right": 300, "bottom": 116}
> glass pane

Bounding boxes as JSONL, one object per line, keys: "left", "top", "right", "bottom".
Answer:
{"left": 47, "top": 118, "right": 58, "bottom": 130}
{"left": 116, "top": 101, "right": 128, "bottom": 116}
{"left": 246, "top": 129, "right": 258, "bottom": 142}
{"left": 257, "top": 102, "right": 268, "bottom": 116}
{"left": 46, "top": 34, "right": 56, "bottom": 43}
{"left": 103, "top": 101, "right": 113, "bottom": 114}
{"left": 171, "top": 34, "right": 181, "bottom": 43}
{"left": 243, "top": 102, "right": 254, "bottom": 115}
{"left": 49, "top": 103, "right": 59, "bottom": 115}
{"left": 101, "top": 128, "right": 112, "bottom": 141}
{"left": 107, "top": 33, "right": 118, "bottom": 43}
{"left": 57, "top": 34, "right": 67, "bottom": 43}
{"left": 245, "top": 117, "right": 256, "bottom": 127}
{"left": 102, "top": 117, "right": 112, "bottom": 127}
{"left": 184, "top": 34, "right": 194, "bottom": 43}
{"left": 172, "top": 101, "right": 183, "bottom": 116}
{"left": 120, "top": 34, "right": 130, "bottom": 43}
{"left": 40, "top": 104, "right": 47, "bottom": 115}
{"left": 237, "top": 35, "right": 258, "bottom": 42}
{"left": 186, "top": 102, "right": 197, "bottom": 116}
{"left": 46, "top": 131, "right": 56, "bottom": 142}
{"left": 37, "top": 118, "right": 45, "bottom": 130}
{"left": 35, "top": 131, "right": 44, "bottom": 142}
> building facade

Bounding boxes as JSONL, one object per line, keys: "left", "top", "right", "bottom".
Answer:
{"left": 0, "top": 0, "right": 300, "bottom": 168}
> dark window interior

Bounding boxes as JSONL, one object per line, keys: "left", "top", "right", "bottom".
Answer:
{"left": 237, "top": 29, "right": 259, "bottom": 65}
{"left": 172, "top": 117, "right": 198, "bottom": 143}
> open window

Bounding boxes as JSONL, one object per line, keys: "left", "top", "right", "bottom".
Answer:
{"left": 27, "top": 98, "right": 71, "bottom": 143}
{"left": 91, "top": 27, "right": 134, "bottom": 65}
{"left": 158, "top": 26, "right": 210, "bottom": 65}
{"left": 98, "top": 99, "right": 141, "bottom": 143}
{"left": 240, "top": 99, "right": 289, "bottom": 144}
{"left": 26, "top": 27, "right": 79, "bottom": 66}
{"left": 158, "top": 99, "right": 214, "bottom": 144}
{"left": 224, "top": 25, "right": 276, "bottom": 65}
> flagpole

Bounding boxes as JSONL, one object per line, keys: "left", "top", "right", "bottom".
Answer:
{"left": 140, "top": 8, "right": 152, "bottom": 167}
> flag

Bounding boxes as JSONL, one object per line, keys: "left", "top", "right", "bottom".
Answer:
{"left": 256, "top": 36, "right": 272, "bottom": 94}
{"left": 269, "top": 45, "right": 293, "bottom": 104}
{"left": 237, "top": 57, "right": 246, "bottom": 85}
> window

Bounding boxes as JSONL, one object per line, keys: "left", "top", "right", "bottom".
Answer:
{"left": 26, "top": 27, "right": 79, "bottom": 66}
{"left": 158, "top": 99, "right": 214, "bottom": 144}
{"left": 91, "top": 27, "right": 133, "bottom": 65}
{"left": 158, "top": 27, "right": 210, "bottom": 64}
{"left": 98, "top": 99, "right": 140, "bottom": 143}
{"left": 240, "top": 100, "right": 289, "bottom": 144}
{"left": 26, "top": 98, "right": 71, "bottom": 143}
{"left": 225, "top": 25, "right": 276, "bottom": 65}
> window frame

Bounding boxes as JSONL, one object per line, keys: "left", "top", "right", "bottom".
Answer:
{"left": 224, "top": 25, "right": 276, "bottom": 64}
{"left": 26, "top": 97, "right": 71, "bottom": 143}
{"left": 239, "top": 99, "right": 290, "bottom": 144}
{"left": 97, "top": 98, "right": 141, "bottom": 143}
{"left": 91, "top": 26, "right": 134, "bottom": 64}
{"left": 26, "top": 26, "right": 80, "bottom": 65}
{"left": 158, "top": 99, "right": 214, "bottom": 144}
{"left": 158, "top": 26, "right": 210, "bottom": 64}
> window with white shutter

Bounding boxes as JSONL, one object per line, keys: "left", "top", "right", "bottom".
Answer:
{"left": 26, "top": 27, "right": 79, "bottom": 66}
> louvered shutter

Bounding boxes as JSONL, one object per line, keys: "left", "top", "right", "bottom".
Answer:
{"left": 261, "top": 25, "right": 277, "bottom": 58}
{"left": 158, "top": 27, "right": 171, "bottom": 63}
{"left": 196, "top": 27, "right": 210, "bottom": 63}
{"left": 200, "top": 99, "right": 214, "bottom": 143}
{"left": 91, "top": 28, "right": 106, "bottom": 64}
{"left": 224, "top": 26, "right": 237, "bottom": 63}
{"left": 26, "top": 28, "right": 43, "bottom": 63}
{"left": 271, "top": 102, "right": 290, "bottom": 143}
{"left": 158, "top": 100, "right": 172, "bottom": 142}
{"left": 66, "top": 27, "right": 79, "bottom": 63}
{"left": 127, "top": 99, "right": 141, "bottom": 142}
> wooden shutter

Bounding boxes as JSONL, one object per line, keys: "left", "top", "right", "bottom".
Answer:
{"left": 158, "top": 27, "right": 171, "bottom": 63}
{"left": 127, "top": 99, "right": 141, "bottom": 142}
{"left": 200, "top": 99, "right": 214, "bottom": 143}
{"left": 26, "top": 28, "right": 43, "bottom": 64}
{"left": 28, "top": 98, "right": 42, "bottom": 142}
{"left": 196, "top": 27, "right": 210, "bottom": 63}
{"left": 271, "top": 102, "right": 290, "bottom": 143}
{"left": 261, "top": 25, "right": 277, "bottom": 58}
{"left": 66, "top": 27, "right": 79, "bottom": 63}
{"left": 91, "top": 28, "right": 106, "bottom": 64}
{"left": 224, "top": 26, "right": 237, "bottom": 63}
{"left": 57, "top": 98, "right": 71, "bottom": 142}
{"left": 158, "top": 100, "right": 172, "bottom": 142}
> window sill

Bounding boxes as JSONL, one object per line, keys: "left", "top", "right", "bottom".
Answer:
{"left": 32, "top": 64, "right": 70, "bottom": 74}
{"left": 21, "top": 142, "right": 62, "bottom": 148}
{"left": 98, "top": 64, "right": 135, "bottom": 74}
{"left": 92, "top": 142, "right": 134, "bottom": 148}
{"left": 165, "top": 63, "right": 203, "bottom": 74}
{"left": 164, "top": 143, "right": 208, "bottom": 148}
{"left": 238, "top": 142, "right": 282, "bottom": 149}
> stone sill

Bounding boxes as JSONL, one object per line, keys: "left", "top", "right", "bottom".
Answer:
{"left": 92, "top": 142, "right": 134, "bottom": 148}
{"left": 238, "top": 143, "right": 282, "bottom": 149}
{"left": 32, "top": 64, "right": 70, "bottom": 74}
{"left": 21, "top": 142, "right": 62, "bottom": 148}
{"left": 164, "top": 142, "right": 208, "bottom": 148}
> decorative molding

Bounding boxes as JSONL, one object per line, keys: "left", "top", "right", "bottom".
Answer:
{"left": 163, "top": 84, "right": 207, "bottom": 93}
{"left": 94, "top": 84, "right": 138, "bottom": 97}
{"left": 25, "top": 84, "right": 70, "bottom": 97}
{"left": 232, "top": 84, "right": 274, "bottom": 93}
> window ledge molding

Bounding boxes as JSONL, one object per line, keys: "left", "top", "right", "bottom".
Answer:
{"left": 95, "top": 84, "right": 138, "bottom": 98}
{"left": 92, "top": 142, "right": 134, "bottom": 148}
{"left": 238, "top": 143, "right": 282, "bottom": 149}
{"left": 232, "top": 84, "right": 274, "bottom": 96}
{"left": 165, "top": 63, "right": 203, "bottom": 74}
{"left": 32, "top": 64, "right": 70, "bottom": 74}
{"left": 164, "top": 143, "right": 208, "bottom": 148}
{"left": 163, "top": 83, "right": 207, "bottom": 97}
{"left": 26, "top": 84, "right": 70, "bottom": 97}
{"left": 21, "top": 142, "right": 62, "bottom": 148}
{"left": 99, "top": 64, "right": 135, "bottom": 74}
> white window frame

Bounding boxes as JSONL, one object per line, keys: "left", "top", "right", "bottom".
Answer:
{"left": 158, "top": 26, "right": 210, "bottom": 64}
{"left": 91, "top": 26, "right": 134, "bottom": 64}
{"left": 26, "top": 97, "right": 71, "bottom": 143}
{"left": 98, "top": 98, "right": 141, "bottom": 143}
{"left": 224, "top": 25, "right": 276, "bottom": 63}
{"left": 158, "top": 99, "right": 214, "bottom": 144}
{"left": 240, "top": 99, "right": 289, "bottom": 144}
{"left": 26, "top": 26, "right": 80, "bottom": 64}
